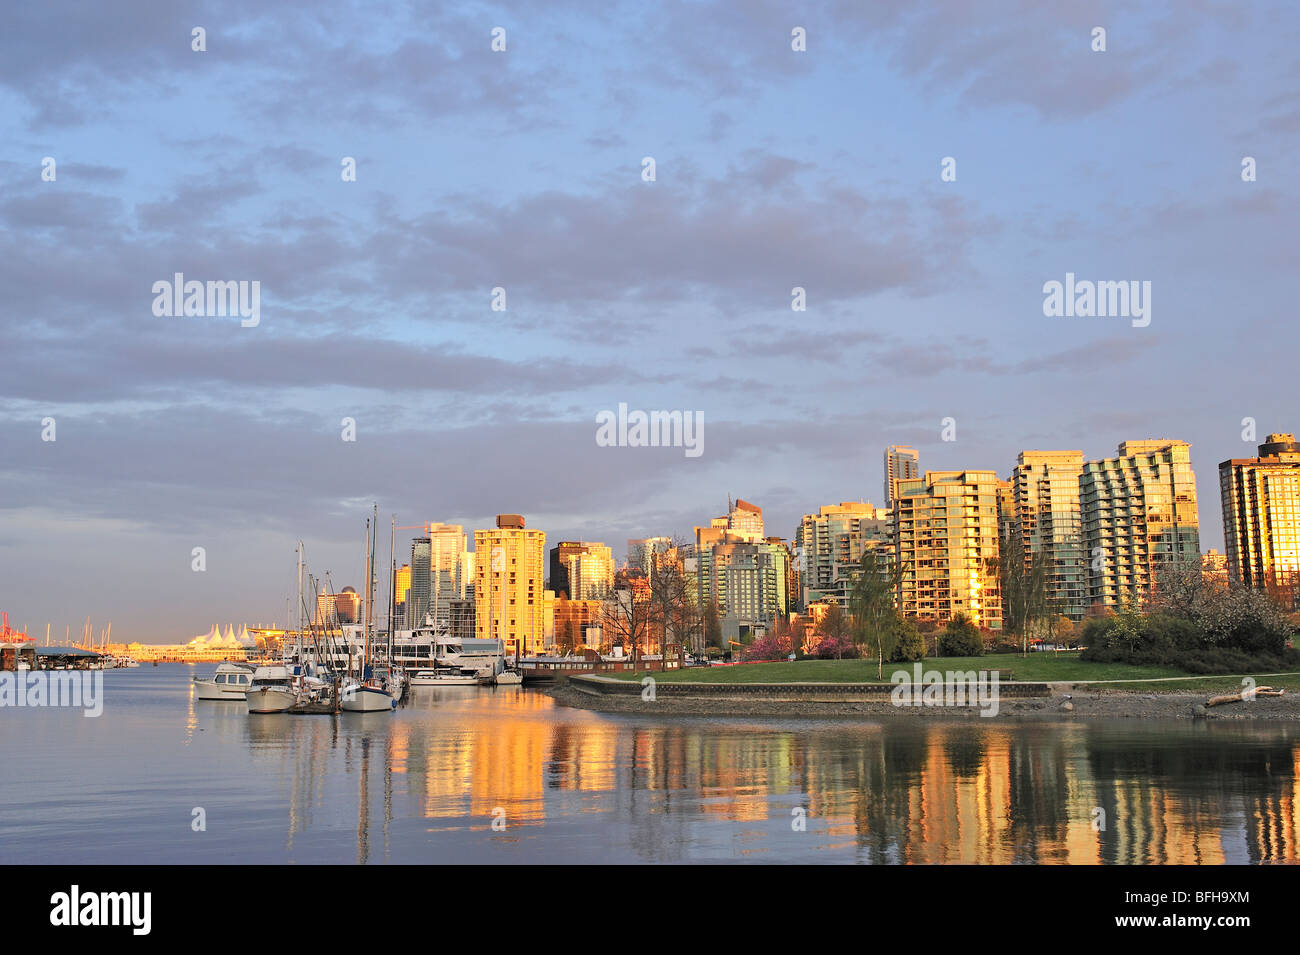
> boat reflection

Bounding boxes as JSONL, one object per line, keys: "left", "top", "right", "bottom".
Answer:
{"left": 198, "top": 689, "right": 1300, "bottom": 864}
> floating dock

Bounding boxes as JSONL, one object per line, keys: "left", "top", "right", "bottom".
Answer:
{"left": 287, "top": 700, "right": 338, "bottom": 715}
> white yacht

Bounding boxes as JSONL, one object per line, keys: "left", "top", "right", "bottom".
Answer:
{"left": 408, "top": 667, "right": 482, "bottom": 686}
{"left": 245, "top": 665, "right": 297, "bottom": 714}
{"left": 392, "top": 626, "right": 510, "bottom": 687}
{"left": 340, "top": 678, "right": 397, "bottom": 711}
{"left": 194, "top": 662, "right": 254, "bottom": 700}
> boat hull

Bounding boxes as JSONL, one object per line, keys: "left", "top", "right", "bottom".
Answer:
{"left": 194, "top": 682, "right": 247, "bottom": 701}
{"left": 341, "top": 685, "right": 396, "bottom": 712}
{"left": 408, "top": 670, "right": 479, "bottom": 686}
{"left": 246, "top": 686, "right": 295, "bottom": 714}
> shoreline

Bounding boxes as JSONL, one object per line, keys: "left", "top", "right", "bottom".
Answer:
{"left": 543, "top": 681, "right": 1300, "bottom": 722}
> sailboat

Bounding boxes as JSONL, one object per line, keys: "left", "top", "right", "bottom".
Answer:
{"left": 341, "top": 505, "right": 397, "bottom": 712}
{"left": 248, "top": 542, "right": 314, "bottom": 714}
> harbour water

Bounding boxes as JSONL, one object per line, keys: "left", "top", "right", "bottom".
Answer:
{"left": 2, "top": 665, "right": 1298, "bottom": 864}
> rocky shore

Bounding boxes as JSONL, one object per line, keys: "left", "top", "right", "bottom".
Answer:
{"left": 544, "top": 681, "right": 1300, "bottom": 722}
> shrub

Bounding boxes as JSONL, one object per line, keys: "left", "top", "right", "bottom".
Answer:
{"left": 890, "top": 619, "right": 925, "bottom": 662}
{"left": 939, "top": 614, "right": 984, "bottom": 657}
{"left": 811, "top": 632, "right": 858, "bottom": 659}
{"left": 741, "top": 632, "right": 792, "bottom": 662}
{"left": 1080, "top": 602, "right": 1299, "bottom": 673}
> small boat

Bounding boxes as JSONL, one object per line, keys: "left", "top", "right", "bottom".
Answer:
{"left": 339, "top": 507, "right": 398, "bottom": 713}
{"left": 340, "top": 679, "right": 397, "bottom": 711}
{"left": 194, "top": 662, "right": 254, "bottom": 700}
{"left": 494, "top": 668, "right": 523, "bottom": 686}
{"left": 245, "top": 666, "right": 297, "bottom": 714}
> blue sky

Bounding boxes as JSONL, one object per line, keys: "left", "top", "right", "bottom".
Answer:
{"left": 2, "top": 0, "right": 1298, "bottom": 641}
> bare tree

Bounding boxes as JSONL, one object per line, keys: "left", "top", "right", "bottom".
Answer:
{"left": 602, "top": 575, "right": 654, "bottom": 664}
{"left": 646, "top": 557, "right": 685, "bottom": 646}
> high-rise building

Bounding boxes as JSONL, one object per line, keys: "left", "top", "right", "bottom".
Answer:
{"left": 1219, "top": 432, "right": 1300, "bottom": 595}
{"left": 553, "top": 596, "right": 604, "bottom": 650}
{"left": 549, "top": 542, "right": 583, "bottom": 596}
{"left": 394, "top": 564, "right": 411, "bottom": 622}
{"left": 426, "top": 522, "right": 470, "bottom": 624}
{"left": 568, "top": 544, "right": 614, "bottom": 600}
{"left": 546, "top": 540, "right": 611, "bottom": 600}
{"left": 448, "top": 597, "right": 475, "bottom": 642}
{"left": 474, "top": 514, "right": 546, "bottom": 656}
{"left": 548, "top": 542, "right": 614, "bottom": 600}
{"left": 406, "top": 538, "right": 431, "bottom": 628}
{"left": 727, "top": 499, "right": 765, "bottom": 539}
{"left": 884, "top": 445, "right": 921, "bottom": 508}
{"left": 404, "top": 524, "right": 471, "bottom": 627}
{"left": 690, "top": 501, "right": 787, "bottom": 634}
{"left": 1008, "top": 451, "right": 1088, "bottom": 621}
{"left": 315, "top": 586, "right": 361, "bottom": 626}
{"left": 701, "top": 539, "right": 790, "bottom": 635}
{"left": 627, "top": 537, "right": 673, "bottom": 575}
{"left": 794, "top": 501, "right": 891, "bottom": 608}
{"left": 1080, "top": 440, "right": 1200, "bottom": 611}
{"left": 895, "top": 470, "right": 1003, "bottom": 629}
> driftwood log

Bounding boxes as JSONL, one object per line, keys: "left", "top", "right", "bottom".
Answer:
{"left": 1205, "top": 687, "right": 1285, "bottom": 707}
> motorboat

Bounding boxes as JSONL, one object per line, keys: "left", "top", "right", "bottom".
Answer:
{"left": 409, "top": 667, "right": 480, "bottom": 686}
{"left": 392, "top": 624, "right": 513, "bottom": 689}
{"left": 245, "top": 665, "right": 297, "bottom": 714}
{"left": 194, "top": 662, "right": 254, "bottom": 700}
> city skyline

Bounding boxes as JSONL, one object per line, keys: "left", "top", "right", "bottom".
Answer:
{"left": 3, "top": 2, "right": 1298, "bottom": 642}
{"left": 8, "top": 428, "right": 1284, "bottom": 644}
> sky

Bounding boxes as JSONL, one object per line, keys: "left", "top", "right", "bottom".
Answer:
{"left": 2, "top": 0, "right": 1298, "bottom": 643}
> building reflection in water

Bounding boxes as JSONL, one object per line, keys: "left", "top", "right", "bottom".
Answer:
{"left": 232, "top": 689, "right": 1300, "bottom": 864}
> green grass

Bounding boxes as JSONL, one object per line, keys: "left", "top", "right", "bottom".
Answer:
{"left": 605, "top": 654, "right": 1300, "bottom": 693}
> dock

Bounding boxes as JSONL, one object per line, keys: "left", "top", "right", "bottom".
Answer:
{"left": 287, "top": 699, "right": 338, "bottom": 715}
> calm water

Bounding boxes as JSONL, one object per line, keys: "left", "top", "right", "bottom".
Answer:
{"left": 2, "top": 665, "right": 1297, "bottom": 864}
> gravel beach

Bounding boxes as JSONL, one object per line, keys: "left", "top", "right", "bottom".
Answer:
{"left": 544, "top": 682, "right": 1300, "bottom": 722}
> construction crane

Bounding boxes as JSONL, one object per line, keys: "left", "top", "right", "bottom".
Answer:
{"left": 1, "top": 611, "right": 31, "bottom": 642}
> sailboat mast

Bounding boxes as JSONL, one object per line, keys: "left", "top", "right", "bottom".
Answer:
{"left": 388, "top": 515, "right": 395, "bottom": 658}
{"left": 297, "top": 541, "right": 304, "bottom": 661}
{"left": 362, "top": 517, "right": 371, "bottom": 671}
{"left": 369, "top": 505, "right": 377, "bottom": 655}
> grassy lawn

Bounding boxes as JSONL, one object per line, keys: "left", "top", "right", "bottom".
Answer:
{"left": 606, "top": 654, "right": 1300, "bottom": 693}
